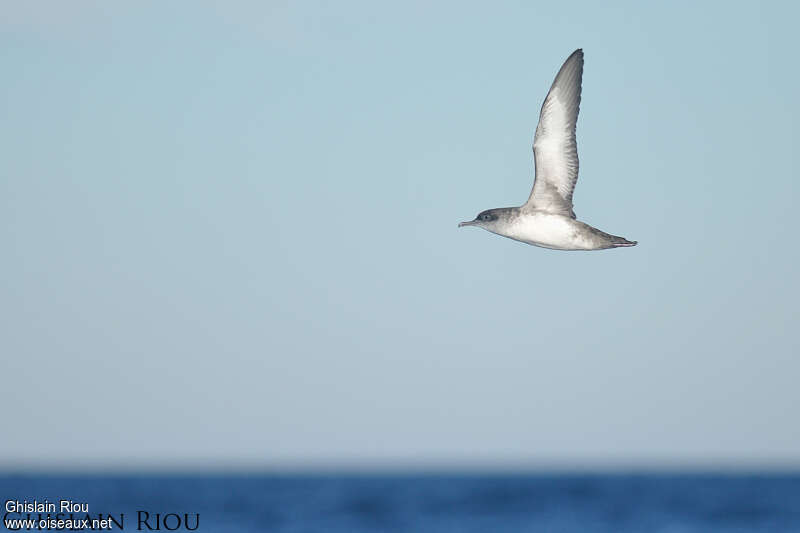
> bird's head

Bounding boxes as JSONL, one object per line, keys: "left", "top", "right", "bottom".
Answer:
{"left": 458, "top": 209, "right": 502, "bottom": 230}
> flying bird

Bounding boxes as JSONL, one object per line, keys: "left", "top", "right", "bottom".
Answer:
{"left": 459, "top": 49, "right": 636, "bottom": 250}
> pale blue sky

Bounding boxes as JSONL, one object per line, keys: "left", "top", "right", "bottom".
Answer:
{"left": 1, "top": 1, "right": 798, "bottom": 470}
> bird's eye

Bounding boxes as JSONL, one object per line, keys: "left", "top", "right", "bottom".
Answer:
{"left": 481, "top": 214, "right": 492, "bottom": 221}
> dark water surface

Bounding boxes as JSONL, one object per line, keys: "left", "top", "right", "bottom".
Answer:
{"left": 2, "top": 474, "right": 799, "bottom": 532}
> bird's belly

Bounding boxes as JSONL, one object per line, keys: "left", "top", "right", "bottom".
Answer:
{"left": 500, "top": 214, "right": 594, "bottom": 250}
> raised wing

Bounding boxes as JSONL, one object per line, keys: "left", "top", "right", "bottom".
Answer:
{"left": 526, "top": 49, "right": 583, "bottom": 217}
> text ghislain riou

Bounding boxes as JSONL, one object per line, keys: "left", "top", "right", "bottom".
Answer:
{"left": 6, "top": 500, "right": 88, "bottom": 514}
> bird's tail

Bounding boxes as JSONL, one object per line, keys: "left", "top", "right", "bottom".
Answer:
{"left": 610, "top": 235, "right": 637, "bottom": 247}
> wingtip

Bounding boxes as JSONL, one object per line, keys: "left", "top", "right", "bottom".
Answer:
{"left": 566, "top": 48, "right": 584, "bottom": 65}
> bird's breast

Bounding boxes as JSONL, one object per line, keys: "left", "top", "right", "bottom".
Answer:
{"left": 495, "top": 213, "right": 591, "bottom": 250}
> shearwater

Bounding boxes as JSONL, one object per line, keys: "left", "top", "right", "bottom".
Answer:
{"left": 459, "top": 49, "right": 636, "bottom": 251}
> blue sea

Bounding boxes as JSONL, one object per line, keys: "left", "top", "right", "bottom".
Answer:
{"left": 2, "top": 474, "right": 799, "bottom": 532}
